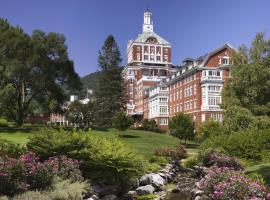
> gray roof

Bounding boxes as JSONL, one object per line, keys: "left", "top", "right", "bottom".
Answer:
{"left": 134, "top": 32, "right": 170, "bottom": 45}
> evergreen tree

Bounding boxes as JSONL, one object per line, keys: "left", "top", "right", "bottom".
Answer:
{"left": 94, "top": 35, "right": 126, "bottom": 128}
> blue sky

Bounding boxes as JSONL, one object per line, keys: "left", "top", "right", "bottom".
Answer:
{"left": 1, "top": 0, "right": 270, "bottom": 77}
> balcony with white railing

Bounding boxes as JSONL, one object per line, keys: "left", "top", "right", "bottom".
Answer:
{"left": 201, "top": 75, "right": 222, "bottom": 81}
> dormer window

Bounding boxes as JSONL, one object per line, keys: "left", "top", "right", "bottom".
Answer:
{"left": 222, "top": 58, "right": 228, "bottom": 64}
{"left": 220, "top": 55, "right": 230, "bottom": 65}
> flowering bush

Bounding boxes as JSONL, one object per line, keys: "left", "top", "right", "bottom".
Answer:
{"left": 200, "top": 149, "right": 243, "bottom": 170}
{"left": 44, "top": 156, "right": 83, "bottom": 182}
{"left": 154, "top": 145, "right": 187, "bottom": 161}
{"left": 197, "top": 167, "right": 268, "bottom": 200}
{"left": 0, "top": 152, "right": 82, "bottom": 196}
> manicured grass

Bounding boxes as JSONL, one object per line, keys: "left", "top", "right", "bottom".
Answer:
{"left": 92, "top": 129, "right": 199, "bottom": 157}
{"left": 0, "top": 127, "right": 199, "bottom": 158}
{"left": 0, "top": 127, "right": 35, "bottom": 144}
{"left": 245, "top": 162, "right": 270, "bottom": 186}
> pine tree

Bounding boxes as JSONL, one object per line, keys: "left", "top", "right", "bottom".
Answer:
{"left": 94, "top": 35, "right": 127, "bottom": 128}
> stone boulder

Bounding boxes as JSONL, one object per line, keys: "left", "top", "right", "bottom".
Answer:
{"left": 136, "top": 185, "right": 155, "bottom": 195}
{"left": 139, "top": 173, "right": 165, "bottom": 190}
{"left": 87, "top": 194, "right": 100, "bottom": 200}
{"left": 91, "top": 185, "right": 120, "bottom": 197}
{"left": 102, "top": 194, "right": 118, "bottom": 200}
{"left": 122, "top": 191, "right": 136, "bottom": 200}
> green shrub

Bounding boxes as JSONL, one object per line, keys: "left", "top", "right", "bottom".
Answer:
{"left": 144, "top": 162, "right": 160, "bottom": 173}
{"left": 197, "top": 120, "right": 225, "bottom": 141}
{"left": 149, "top": 156, "right": 167, "bottom": 166}
{"left": 183, "top": 156, "right": 199, "bottom": 168}
{"left": 0, "top": 139, "right": 25, "bottom": 158}
{"left": 201, "top": 129, "right": 270, "bottom": 162}
{"left": 112, "top": 112, "right": 133, "bottom": 133}
{"left": 27, "top": 128, "right": 144, "bottom": 187}
{"left": 0, "top": 118, "right": 8, "bottom": 127}
{"left": 142, "top": 119, "right": 157, "bottom": 131}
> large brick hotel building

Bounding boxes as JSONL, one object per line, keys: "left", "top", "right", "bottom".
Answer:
{"left": 122, "top": 9, "right": 235, "bottom": 128}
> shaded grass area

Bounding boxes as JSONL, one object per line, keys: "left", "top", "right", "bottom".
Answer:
{"left": 0, "top": 127, "right": 199, "bottom": 158}
{"left": 245, "top": 162, "right": 270, "bottom": 186}
{"left": 0, "top": 127, "right": 36, "bottom": 144}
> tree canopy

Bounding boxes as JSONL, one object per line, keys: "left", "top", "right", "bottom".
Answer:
{"left": 0, "top": 19, "right": 81, "bottom": 126}
{"left": 222, "top": 33, "right": 270, "bottom": 117}
{"left": 221, "top": 33, "right": 270, "bottom": 132}
{"left": 169, "top": 112, "right": 195, "bottom": 144}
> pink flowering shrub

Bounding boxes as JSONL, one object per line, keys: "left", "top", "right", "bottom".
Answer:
{"left": 200, "top": 149, "right": 243, "bottom": 170}
{"left": 0, "top": 152, "right": 82, "bottom": 196}
{"left": 198, "top": 167, "right": 268, "bottom": 200}
{"left": 154, "top": 145, "right": 187, "bottom": 161}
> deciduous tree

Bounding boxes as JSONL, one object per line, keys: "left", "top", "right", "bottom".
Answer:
{"left": 169, "top": 112, "right": 195, "bottom": 144}
{"left": 0, "top": 19, "right": 81, "bottom": 126}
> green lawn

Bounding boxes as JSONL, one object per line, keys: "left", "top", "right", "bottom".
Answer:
{"left": 0, "top": 127, "right": 199, "bottom": 158}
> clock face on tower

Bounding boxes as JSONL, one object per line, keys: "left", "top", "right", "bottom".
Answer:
{"left": 146, "top": 37, "right": 157, "bottom": 43}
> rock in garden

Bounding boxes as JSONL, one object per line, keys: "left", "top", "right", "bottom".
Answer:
{"left": 87, "top": 195, "right": 100, "bottom": 200}
{"left": 102, "top": 194, "right": 118, "bottom": 200}
{"left": 122, "top": 191, "right": 136, "bottom": 200}
{"left": 136, "top": 185, "right": 155, "bottom": 195}
{"left": 151, "top": 174, "right": 165, "bottom": 190}
{"left": 191, "top": 188, "right": 203, "bottom": 198}
{"left": 139, "top": 173, "right": 165, "bottom": 190}
{"left": 140, "top": 174, "right": 153, "bottom": 185}
{"left": 92, "top": 185, "right": 121, "bottom": 197}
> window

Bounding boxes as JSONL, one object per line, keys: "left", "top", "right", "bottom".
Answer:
{"left": 164, "top": 48, "right": 168, "bottom": 53}
{"left": 160, "top": 106, "right": 168, "bottom": 114}
{"left": 144, "top": 46, "right": 148, "bottom": 53}
{"left": 194, "top": 100, "right": 197, "bottom": 109}
{"left": 137, "top": 46, "right": 140, "bottom": 52}
{"left": 150, "top": 55, "right": 154, "bottom": 61}
{"left": 156, "top": 56, "right": 161, "bottom": 61}
{"left": 210, "top": 113, "right": 223, "bottom": 121}
{"left": 222, "top": 58, "right": 228, "bottom": 65}
{"left": 160, "top": 98, "right": 167, "bottom": 102}
{"left": 208, "top": 86, "right": 221, "bottom": 92}
{"left": 136, "top": 53, "right": 140, "bottom": 61}
{"left": 164, "top": 55, "right": 168, "bottom": 62}
{"left": 194, "top": 84, "right": 197, "bottom": 95}
{"left": 144, "top": 55, "right": 148, "bottom": 61}
{"left": 208, "top": 96, "right": 221, "bottom": 106}
{"left": 160, "top": 118, "right": 168, "bottom": 125}
{"left": 180, "top": 90, "right": 182, "bottom": 99}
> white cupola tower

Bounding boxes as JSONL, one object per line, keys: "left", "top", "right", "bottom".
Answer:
{"left": 142, "top": 9, "right": 153, "bottom": 33}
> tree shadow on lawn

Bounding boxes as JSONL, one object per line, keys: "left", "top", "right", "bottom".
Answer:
{"left": 0, "top": 127, "right": 34, "bottom": 134}
{"left": 180, "top": 143, "right": 200, "bottom": 149}
{"left": 118, "top": 134, "right": 140, "bottom": 139}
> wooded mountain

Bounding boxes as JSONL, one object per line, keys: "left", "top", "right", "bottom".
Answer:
{"left": 81, "top": 71, "right": 101, "bottom": 91}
